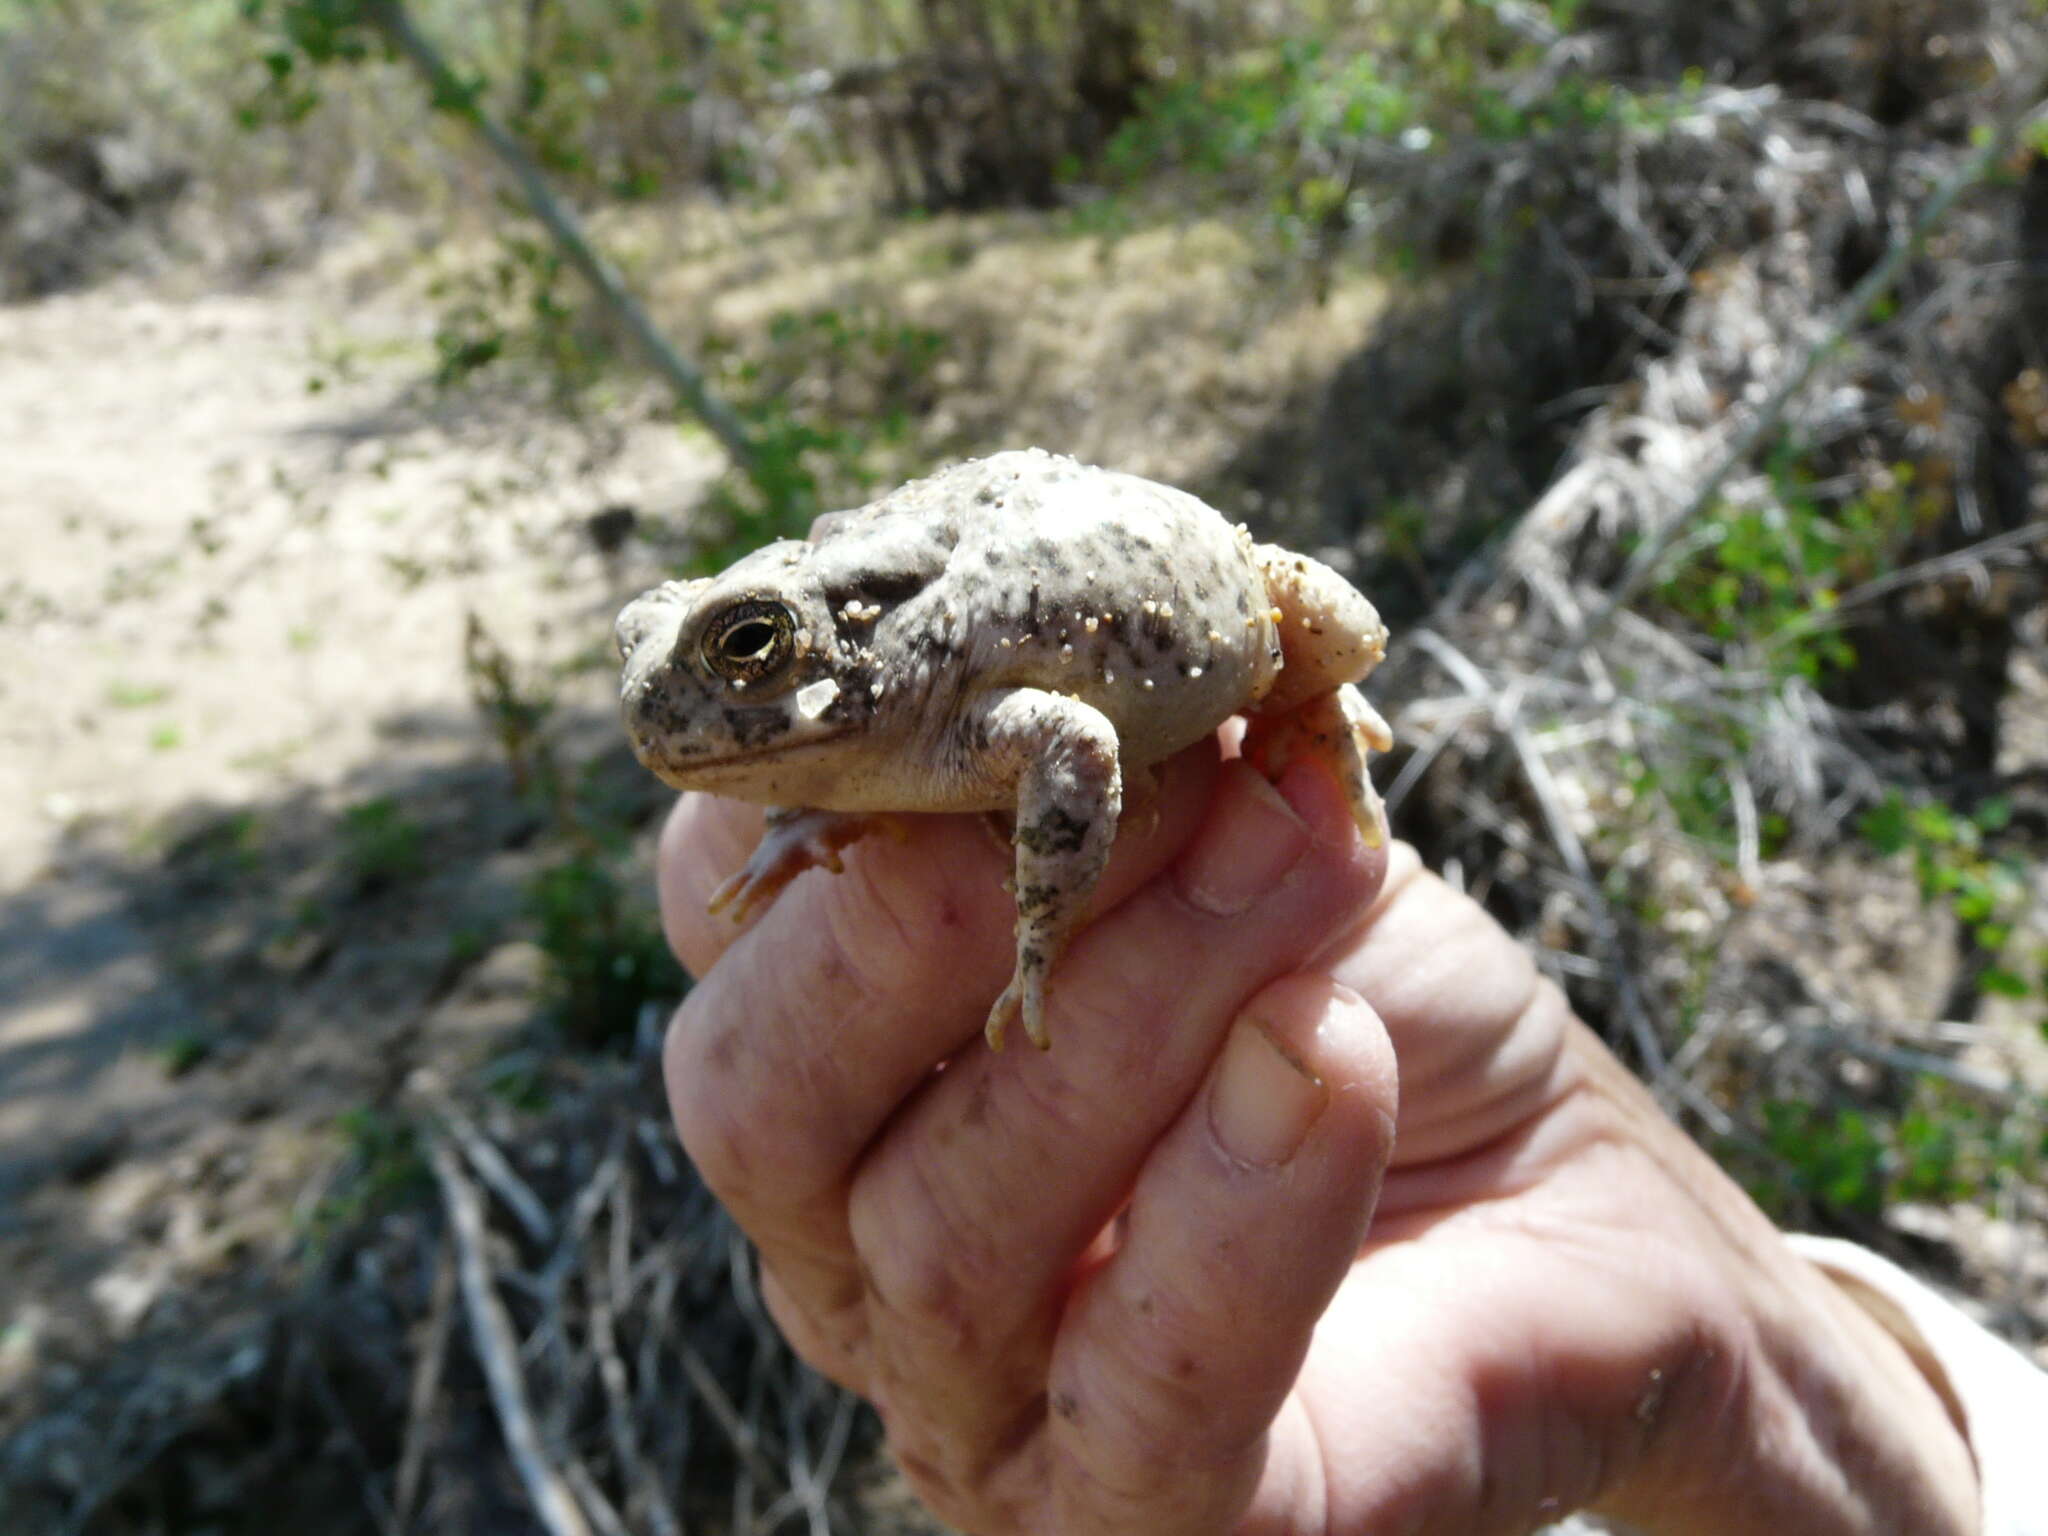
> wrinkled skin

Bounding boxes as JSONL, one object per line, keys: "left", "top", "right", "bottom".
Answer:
{"left": 658, "top": 736, "right": 1980, "bottom": 1536}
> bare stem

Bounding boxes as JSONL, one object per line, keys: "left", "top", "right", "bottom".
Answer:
{"left": 363, "top": 0, "right": 759, "bottom": 472}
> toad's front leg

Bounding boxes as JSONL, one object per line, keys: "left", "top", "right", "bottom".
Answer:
{"left": 957, "top": 688, "right": 1121, "bottom": 1052}
{"left": 708, "top": 806, "right": 903, "bottom": 922}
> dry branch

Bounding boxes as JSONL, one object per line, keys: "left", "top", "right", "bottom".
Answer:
{"left": 362, "top": 0, "right": 758, "bottom": 471}
{"left": 393, "top": 1236, "right": 456, "bottom": 1532}
{"left": 1540, "top": 86, "right": 2048, "bottom": 678}
{"left": 426, "top": 1129, "right": 594, "bottom": 1536}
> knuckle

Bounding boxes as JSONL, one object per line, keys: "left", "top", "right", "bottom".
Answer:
{"left": 848, "top": 1144, "right": 1014, "bottom": 1352}
{"left": 662, "top": 1006, "right": 762, "bottom": 1201}
{"left": 822, "top": 834, "right": 997, "bottom": 1013}
{"left": 1070, "top": 1291, "right": 1249, "bottom": 1479}
{"left": 761, "top": 1260, "right": 871, "bottom": 1395}
{"left": 662, "top": 907, "right": 883, "bottom": 1211}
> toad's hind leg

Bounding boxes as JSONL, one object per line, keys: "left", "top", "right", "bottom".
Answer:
{"left": 1245, "top": 545, "right": 1392, "bottom": 845}
{"left": 1242, "top": 684, "right": 1391, "bottom": 848}
{"left": 961, "top": 688, "right": 1122, "bottom": 1052}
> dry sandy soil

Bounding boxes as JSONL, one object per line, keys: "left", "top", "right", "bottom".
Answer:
{"left": 0, "top": 236, "right": 714, "bottom": 1394}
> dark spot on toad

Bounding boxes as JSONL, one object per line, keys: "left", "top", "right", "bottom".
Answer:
{"left": 821, "top": 666, "right": 874, "bottom": 722}
{"left": 1016, "top": 806, "right": 1090, "bottom": 855}
{"left": 723, "top": 704, "right": 789, "bottom": 748}
{"left": 909, "top": 629, "right": 962, "bottom": 666}
{"left": 1140, "top": 605, "right": 1178, "bottom": 652}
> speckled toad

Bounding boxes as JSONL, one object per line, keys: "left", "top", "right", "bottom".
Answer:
{"left": 617, "top": 449, "right": 1391, "bottom": 1051}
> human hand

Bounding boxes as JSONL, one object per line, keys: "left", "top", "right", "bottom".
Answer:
{"left": 659, "top": 735, "right": 1980, "bottom": 1534}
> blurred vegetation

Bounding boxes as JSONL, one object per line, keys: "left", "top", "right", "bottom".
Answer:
{"left": 3, "top": 0, "right": 2044, "bottom": 1527}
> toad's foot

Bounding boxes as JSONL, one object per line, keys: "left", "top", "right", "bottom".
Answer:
{"left": 708, "top": 806, "right": 903, "bottom": 923}
{"left": 984, "top": 969, "right": 1048, "bottom": 1053}
{"left": 1242, "top": 683, "right": 1391, "bottom": 848}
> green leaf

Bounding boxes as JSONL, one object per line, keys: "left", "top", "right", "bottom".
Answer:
{"left": 1981, "top": 967, "right": 2031, "bottom": 998}
{"left": 1859, "top": 794, "right": 1910, "bottom": 856}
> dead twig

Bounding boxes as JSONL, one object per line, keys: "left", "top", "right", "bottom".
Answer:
{"left": 394, "top": 1235, "right": 458, "bottom": 1533}
{"left": 679, "top": 1337, "right": 787, "bottom": 1493}
{"left": 563, "top": 1459, "right": 633, "bottom": 1536}
{"left": 298, "top": 1335, "right": 405, "bottom": 1536}
{"left": 363, "top": 1, "right": 759, "bottom": 471}
{"left": 1798, "top": 516, "right": 2048, "bottom": 617}
{"left": 1409, "top": 628, "right": 1670, "bottom": 1080}
{"left": 1791, "top": 1025, "right": 2032, "bottom": 1103}
{"left": 588, "top": 1184, "right": 683, "bottom": 1536}
{"left": 425, "top": 1129, "right": 594, "bottom": 1536}
{"left": 1539, "top": 87, "right": 2048, "bottom": 679}
{"left": 415, "top": 1072, "right": 555, "bottom": 1247}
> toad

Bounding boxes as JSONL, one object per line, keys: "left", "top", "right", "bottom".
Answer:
{"left": 617, "top": 449, "right": 1390, "bottom": 1051}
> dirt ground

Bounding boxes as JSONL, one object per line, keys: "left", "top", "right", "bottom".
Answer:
{"left": 0, "top": 235, "right": 712, "bottom": 1394}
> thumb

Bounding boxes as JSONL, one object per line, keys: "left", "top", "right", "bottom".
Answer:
{"left": 1047, "top": 974, "right": 1398, "bottom": 1534}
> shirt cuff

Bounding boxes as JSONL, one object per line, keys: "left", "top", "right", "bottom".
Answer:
{"left": 1789, "top": 1234, "right": 2048, "bottom": 1536}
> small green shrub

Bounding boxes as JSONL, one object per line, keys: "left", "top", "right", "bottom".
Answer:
{"left": 525, "top": 850, "right": 682, "bottom": 1048}
{"left": 691, "top": 303, "right": 947, "bottom": 568}
{"left": 1081, "top": 16, "right": 1690, "bottom": 260}
{"left": 340, "top": 794, "right": 426, "bottom": 893}
{"left": 154, "top": 1027, "right": 215, "bottom": 1077}
{"left": 305, "top": 1105, "right": 429, "bottom": 1244}
{"left": 1657, "top": 452, "right": 1940, "bottom": 684}
{"left": 1752, "top": 1083, "right": 2047, "bottom": 1219}
{"left": 169, "top": 808, "right": 266, "bottom": 881}
{"left": 1861, "top": 791, "right": 2044, "bottom": 1012}
{"left": 1602, "top": 447, "right": 1946, "bottom": 866}
{"left": 106, "top": 679, "right": 174, "bottom": 709}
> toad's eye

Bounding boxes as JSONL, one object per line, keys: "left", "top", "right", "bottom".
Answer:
{"left": 701, "top": 599, "right": 797, "bottom": 685}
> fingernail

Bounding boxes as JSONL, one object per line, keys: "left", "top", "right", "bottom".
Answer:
{"left": 1209, "top": 1017, "right": 1327, "bottom": 1168}
{"left": 1175, "top": 764, "right": 1310, "bottom": 916}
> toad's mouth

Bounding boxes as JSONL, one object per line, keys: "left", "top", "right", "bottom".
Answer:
{"left": 631, "top": 726, "right": 856, "bottom": 781}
